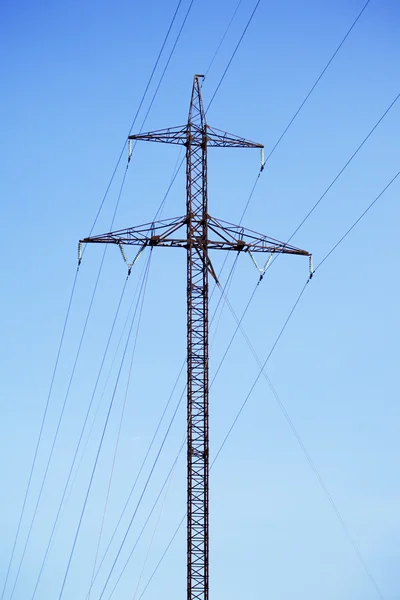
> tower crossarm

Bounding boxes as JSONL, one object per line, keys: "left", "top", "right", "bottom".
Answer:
{"left": 80, "top": 214, "right": 310, "bottom": 257}
{"left": 205, "top": 125, "right": 263, "bottom": 149}
{"left": 128, "top": 125, "right": 188, "bottom": 145}
{"left": 128, "top": 124, "right": 263, "bottom": 149}
{"left": 207, "top": 216, "right": 310, "bottom": 256}
{"left": 80, "top": 215, "right": 188, "bottom": 247}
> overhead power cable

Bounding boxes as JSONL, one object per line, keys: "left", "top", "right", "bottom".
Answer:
{"left": 91, "top": 24, "right": 393, "bottom": 600}
{"left": 83, "top": 369, "right": 186, "bottom": 599}
{"left": 314, "top": 169, "right": 399, "bottom": 272}
{"left": 94, "top": 367, "right": 183, "bottom": 600}
{"left": 236, "top": 0, "right": 374, "bottom": 226}
{"left": 5, "top": 134, "right": 130, "bottom": 600}
{"left": 35, "top": 3, "right": 199, "bottom": 575}
{"left": 152, "top": 0, "right": 262, "bottom": 220}
{"left": 107, "top": 436, "right": 186, "bottom": 600}
{"left": 10, "top": 161, "right": 130, "bottom": 600}
{"left": 84, "top": 381, "right": 186, "bottom": 600}
{"left": 214, "top": 280, "right": 384, "bottom": 600}
{"left": 149, "top": 0, "right": 264, "bottom": 222}
{"left": 40, "top": 257, "right": 151, "bottom": 567}
{"left": 133, "top": 0, "right": 196, "bottom": 147}
{"left": 204, "top": 0, "right": 374, "bottom": 294}
{"left": 57, "top": 253, "right": 153, "bottom": 600}
{"left": 126, "top": 0, "right": 196, "bottom": 218}
{"left": 263, "top": 0, "right": 372, "bottom": 167}
{"left": 8, "top": 255, "right": 110, "bottom": 600}
{"left": 204, "top": 0, "right": 244, "bottom": 77}
{"left": 130, "top": 448, "right": 181, "bottom": 600}
{"left": 86, "top": 257, "right": 240, "bottom": 597}
{"left": 90, "top": 0, "right": 196, "bottom": 239}
{"left": 134, "top": 169, "right": 399, "bottom": 600}
{"left": 89, "top": 261, "right": 151, "bottom": 598}
{"left": 286, "top": 91, "right": 400, "bottom": 244}
{"left": 212, "top": 172, "right": 400, "bottom": 600}
{"left": 110, "top": 95, "right": 396, "bottom": 600}
{"left": 137, "top": 513, "right": 185, "bottom": 600}
{"left": 205, "top": 170, "right": 400, "bottom": 600}
{"left": 206, "top": 0, "right": 261, "bottom": 112}
{"left": 87, "top": 0, "right": 185, "bottom": 237}
{"left": 34, "top": 3, "right": 378, "bottom": 597}
{"left": 0, "top": 267, "right": 79, "bottom": 600}
{"left": 258, "top": 89, "right": 400, "bottom": 283}
{"left": 6, "top": 1, "right": 241, "bottom": 596}
{"left": 29, "top": 271, "right": 133, "bottom": 600}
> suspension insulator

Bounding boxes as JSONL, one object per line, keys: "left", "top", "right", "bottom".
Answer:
{"left": 118, "top": 242, "right": 128, "bottom": 264}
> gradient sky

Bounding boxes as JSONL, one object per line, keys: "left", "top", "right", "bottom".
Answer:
{"left": 1, "top": 1, "right": 399, "bottom": 599}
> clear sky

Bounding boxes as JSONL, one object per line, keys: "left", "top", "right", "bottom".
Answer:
{"left": 0, "top": 1, "right": 399, "bottom": 599}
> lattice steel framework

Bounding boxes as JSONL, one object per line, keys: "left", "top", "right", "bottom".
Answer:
{"left": 81, "top": 75, "right": 310, "bottom": 600}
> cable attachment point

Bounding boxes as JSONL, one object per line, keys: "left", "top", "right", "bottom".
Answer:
{"left": 118, "top": 241, "right": 147, "bottom": 275}
{"left": 128, "top": 139, "right": 133, "bottom": 163}
{"left": 260, "top": 147, "right": 265, "bottom": 172}
{"left": 77, "top": 241, "right": 83, "bottom": 267}
{"left": 248, "top": 250, "right": 273, "bottom": 282}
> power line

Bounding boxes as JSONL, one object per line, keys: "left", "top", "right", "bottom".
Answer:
{"left": 86, "top": 255, "right": 240, "bottom": 597}
{"left": 108, "top": 436, "right": 186, "bottom": 600}
{"left": 263, "top": 0, "right": 372, "bottom": 166}
{"left": 137, "top": 513, "right": 185, "bottom": 600}
{"left": 39, "top": 16, "right": 207, "bottom": 564}
{"left": 133, "top": 0, "right": 196, "bottom": 143}
{"left": 40, "top": 2, "right": 385, "bottom": 596}
{"left": 149, "top": 0, "right": 264, "bottom": 222}
{"left": 113, "top": 95, "right": 397, "bottom": 600}
{"left": 211, "top": 173, "right": 400, "bottom": 600}
{"left": 207, "top": 0, "right": 374, "bottom": 288}
{"left": 231, "top": 0, "right": 374, "bottom": 228}
{"left": 56, "top": 253, "right": 153, "bottom": 600}
{"left": 130, "top": 469, "right": 174, "bottom": 600}
{"left": 314, "top": 169, "right": 400, "bottom": 272}
{"left": 214, "top": 280, "right": 385, "bottom": 600}
{"left": 0, "top": 267, "right": 80, "bottom": 600}
{"left": 286, "top": 91, "right": 400, "bottom": 245}
{"left": 203, "top": 170, "right": 400, "bottom": 600}
{"left": 87, "top": 0, "right": 185, "bottom": 237}
{"left": 204, "top": 0, "right": 244, "bottom": 77}
{"left": 8, "top": 256, "right": 108, "bottom": 600}
{"left": 88, "top": 263, "right": 152, "bottom": 598}
{"left": 258, "top": 89, "right": 400, "bottom": 283}
{"left": 29, "top": 271, "right": 133, "bottom": 600}
{"left": 42, "top": 256, "right": 153, "bottom": 566}
{"left": 9, "top": 164, "right": 131, "bottom": 600}
{"left": 94, "top": 361, "right": 183, "bottom": 600}
{"left": 84, "top": 374, "right": 186, "bottom": 598}
{"left": 133, "top": 167, "right": 399, "bottom": 599}
{"left": 206, "top": 0, "right": 261, "bottom": 112}
{"left": 132, "top": 277, "right": 307, "bottom": 599}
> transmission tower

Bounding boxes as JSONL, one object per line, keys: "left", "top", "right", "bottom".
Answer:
{"left": 81, "top": 74, "right": 310, "bottom": 600}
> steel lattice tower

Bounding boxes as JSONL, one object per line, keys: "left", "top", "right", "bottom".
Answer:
{"left": 81, "top": 75, "right": 310, "bottom": 600}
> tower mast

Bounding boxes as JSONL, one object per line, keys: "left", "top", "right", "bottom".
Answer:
{"left": 81, "top": 75, "right": 310, "bottom": 600}
{"left": 185, "top": 76, "right": 210, "bottom": 600}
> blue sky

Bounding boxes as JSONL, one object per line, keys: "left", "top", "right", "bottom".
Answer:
{"left": 0, "top": 1, "right": 399, "bottom": 599}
